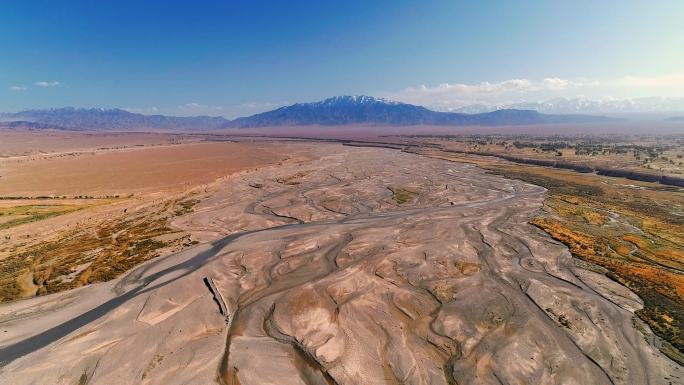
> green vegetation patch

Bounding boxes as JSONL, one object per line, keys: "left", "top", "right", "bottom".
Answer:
{"left": 174, "top": 198, "right": 199, "bottom": 216}
{"left": 0, "top": 204, "right": 86, "bottom": 230}
{"left": 0, "top": 200, "right": 189, "bottom": 302}
{"left": 388, "top": 186, "right": 418, "bottom": 204}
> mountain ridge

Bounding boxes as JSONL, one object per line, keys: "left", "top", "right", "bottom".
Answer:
{"left": 226, "top": 96, "right": 609, "bottom": 128}
{"left": 451, "top": 96, "right": 684, "bottom": 114}
{"left": 0, "top": 107, "right": 229, "bottom": 131}
{"left": 1, "top": 96, "right": 610, "bottom": 131}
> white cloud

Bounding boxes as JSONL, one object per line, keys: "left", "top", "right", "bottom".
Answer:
{"left": 34, "top": 81, "right": 60, "bottom": 87}
{"left": 386, "top": 78, "right": 580, "bottom": 111}
{"left": 9, "top": 85, "right": 27, "bottom": 91}
{"left": 386, "top": 73, "right": 684, "bottom": 111}
{"left": 542, "top": 77, "right": 569, "bottom": 90}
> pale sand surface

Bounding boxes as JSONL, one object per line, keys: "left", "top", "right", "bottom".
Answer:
{"left": 0, "top": 130, "right": 186, "bottom": 157}
{"left": 0, "top": 145, "right": 680, "bottom": 384}
{"left": 0, "top": 141, "right": 293, "bottom": 196}
{"left": 0, "top": 141, "right": 315, "bottom": 302}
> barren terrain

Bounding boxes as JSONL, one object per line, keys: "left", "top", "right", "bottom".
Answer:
{"left": 0, "top": 140, "right": 290, "bottom": 196}
{"left": 0, "top": 130, "right": 188, "bottom": 158}
{"left": 0, "top": 141, "right": 680, "bottom": 384}
{"left": 400, "top": 135, "right": 684, "bottom": 363}
{"left": 0, "top": 136, "right": 312, "bottom": 303}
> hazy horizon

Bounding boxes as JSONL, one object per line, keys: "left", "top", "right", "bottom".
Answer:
{"left": 3, "top": 95, "right": 684, "bottom": 122}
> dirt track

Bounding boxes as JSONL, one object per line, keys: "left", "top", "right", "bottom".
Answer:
{"left": 0, "top": 146, "right": 681, "bottom": 384}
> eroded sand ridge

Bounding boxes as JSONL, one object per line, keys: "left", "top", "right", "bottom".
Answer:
{"left": 0, "top": 147, "right": 680, "bottom": 384}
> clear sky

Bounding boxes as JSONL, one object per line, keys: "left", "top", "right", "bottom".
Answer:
{"left": 1, "top": 0, "right": 683, "bottom": 117}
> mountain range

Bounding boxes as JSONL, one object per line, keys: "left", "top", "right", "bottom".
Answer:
{"left": 0, "top": 96, "right": 610, "bottom": 131}
{"left": 0, "top": 107, "right": 228, "bottom": 131}
{"left": 451, "top": 97, "right": 684, "bottom": 115}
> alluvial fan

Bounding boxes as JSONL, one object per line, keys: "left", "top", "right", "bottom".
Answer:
{"left": 0, "top": 147, "right": 680, "bottom": 385}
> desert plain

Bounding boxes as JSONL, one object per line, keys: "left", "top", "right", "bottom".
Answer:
{"left": 0, "top": 129, "right": 682, "bottom": 385}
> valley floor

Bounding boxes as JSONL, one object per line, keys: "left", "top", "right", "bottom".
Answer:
{"left": 0, "top": 144, "right": 681, "bottom": 384}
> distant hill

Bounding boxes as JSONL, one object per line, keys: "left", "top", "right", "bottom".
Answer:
{"left": 0, "top": 107, "right": 229, "bottom": 131}
{"left": 0, "top": 120, "right": 57, "bottom": 130}
{"left": 1, "top": 96, "right": 610, "bottom": 131}
{"left": 227, "top": 96, "right": 610, "bottom": 128}
{"left": 454, "top": 97, "right": 684, "bottom": 114}
{"left": 665, "top": 116, "right": 684, "bottom": 122}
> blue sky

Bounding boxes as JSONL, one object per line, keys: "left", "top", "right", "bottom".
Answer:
{"left": 1, "top": 0, "right": 683, "bottom": 117}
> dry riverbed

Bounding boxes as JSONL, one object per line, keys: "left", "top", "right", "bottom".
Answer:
{"left": 0, "top": 145, "right": 680, "bottom": 385}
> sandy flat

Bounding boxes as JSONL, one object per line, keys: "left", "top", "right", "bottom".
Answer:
{"left": 0, "top": 130, "right": 188, "bottom": 157}
{"left": 0, "top": 141, "right": 298, "bottom": 196}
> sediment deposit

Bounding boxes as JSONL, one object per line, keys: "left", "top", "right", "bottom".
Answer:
{"left": 0, "top": 146, "right": 680, "bottom": 384}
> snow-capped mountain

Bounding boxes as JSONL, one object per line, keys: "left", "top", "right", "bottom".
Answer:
{"left": 452, "top": 97, "right": 684, "bottom": 114}
{"left": 313, "top": 95, "right": 401, "bottom": 106}
{"left": 1, "top": 96, "right": 611, "bottom": 130}
{"left": 226, "top": 95, "right": 608, "bottom": 127}
{"left": 227, "top": 96, "right": 435, "bottom": 127}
